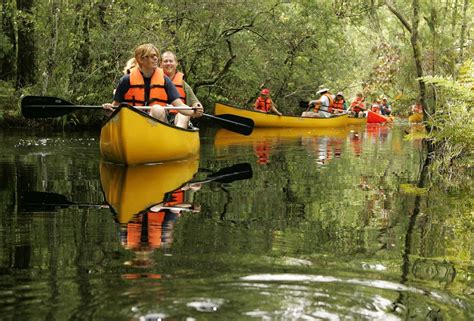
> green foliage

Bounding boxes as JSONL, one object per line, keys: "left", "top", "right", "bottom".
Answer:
{"left": 421, "top": 60, "right": 474, "bottom": 190}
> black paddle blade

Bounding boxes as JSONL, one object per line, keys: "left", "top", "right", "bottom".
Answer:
{"left": 214, "top": 114, "right": 255, "bottom": 128}
{"left": 299, "top": 100, "right": 309, "bottom": 108}
{"left": 21, "top": 96, "right": 76, "bottom": 118}
{"left": 19, "top": 191, "right": 74, "bottom": 212}
{"left": 207, "top": 163, "right": 253, "bottom": 183}
{"left": 203, "top": 113, "right": 254, "bottom": 136}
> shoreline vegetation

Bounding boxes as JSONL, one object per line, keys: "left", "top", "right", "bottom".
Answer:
{"left": 0, "top": 1, "right": 471, "bottom": 188}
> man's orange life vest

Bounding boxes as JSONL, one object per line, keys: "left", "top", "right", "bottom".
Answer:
{"left": 169, "top": 72, "right": 186, "bottom": 114}
{"left": 255, "top": 97, "right": 272, "bottom": 112}
{"left": 124, "top": 67, "right": 168, "bottom": 106}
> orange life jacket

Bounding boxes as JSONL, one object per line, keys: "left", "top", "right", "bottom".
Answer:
{"left": 165, "top": 190, "right": 185, "bottom": 206}
{"left": 255, "top": 97, "right": 272, "bottom": 112}
{"left": 313, "top": 93, "right": 334, "bottom": 112}
{"left": 350, "top": 97, "right": 365, "bottom": 112}
{"left": 124, "top": 67, "right": 168, "bottom": 106}
{"left": 169, "top": 72, "right": 186, "bottom": 114}
{"left": 125, "top": 211, "right": 166, "bottom": 250}
{"left": 330, "top": 99, "right": 345, "bottom": 112}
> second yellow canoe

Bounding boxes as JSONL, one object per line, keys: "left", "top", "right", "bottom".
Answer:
{"left": 215, "top": 102, "right": 348, "bottom": 128}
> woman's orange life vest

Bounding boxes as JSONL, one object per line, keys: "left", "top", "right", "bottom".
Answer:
{"left": 124, "top": 67, "right": 168, "bottom": 106}
{"left": 125, "top": 212, "right": 166, "bottom": 250}
{"left": 330, "top": 98, "right": 345, "bottom": 112}
{"left": 313, "top": 93, "right": 334, "bottom": 112}
{"left": 169, "top": 72, "right": 186, "bottom": 114}
{"left": 350, "top": 97, "right": 365, "bottom": 113}
{"left": 255, "top": 96, "right": 272, "bottom": 112}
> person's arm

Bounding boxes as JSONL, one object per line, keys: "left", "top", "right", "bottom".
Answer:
{"left": 271, "top": 100, "right": 282, "bottom": 116}
{"left": 183, "top": 81, "right": 204, "bottom": 116}
{"left": 165, "top": 77, "right": 203, "bottom": 117}
{"left": 103, "top": 75, "right": 130, "bottom": 111}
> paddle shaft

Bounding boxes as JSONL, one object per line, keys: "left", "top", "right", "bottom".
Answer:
{"left": 21, "top": 96, "right": 254, "bottom": 135}
{"left": 25, "top": 104, "right": 194, "bottom": 110}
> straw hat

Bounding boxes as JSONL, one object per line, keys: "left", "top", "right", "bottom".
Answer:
{"left": 317, "top": 88, "right": 329, "bottom": 94}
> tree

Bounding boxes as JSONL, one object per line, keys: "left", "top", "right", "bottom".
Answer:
{"left": 16, "top": 0, "right": 36, "bottom": 88}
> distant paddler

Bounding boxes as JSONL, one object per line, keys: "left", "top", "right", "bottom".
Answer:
{"left": 254, "top": 88, "right": 283, "bottom": 116}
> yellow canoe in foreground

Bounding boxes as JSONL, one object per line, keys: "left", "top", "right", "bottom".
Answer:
{"left": 100, "top": 159, "right": 199, "bottom": 224}
{"left": 100, "top": 105, "right": 200, "bottom": 165}
{"left": 215, "top": 102, "right": 348, "bottom": 128}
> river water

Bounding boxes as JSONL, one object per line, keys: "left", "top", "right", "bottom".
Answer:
{"left": 0, "top": 123, "right": 472, "bottom": 320}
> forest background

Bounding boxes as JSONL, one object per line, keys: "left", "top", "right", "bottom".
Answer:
{"left": 0, "top": 0, "right": 472, "bottom": 187}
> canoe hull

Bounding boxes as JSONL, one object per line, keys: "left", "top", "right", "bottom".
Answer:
{"left": 347, "top": 117, "right": 367, "bottom": 126}
{"left": 215, "top": 102, "right": 348, "bottom": 128}
{"left": 100, "top": 106, "right": 200, "bottom": 165}
{"left": 367, "top": 110, "right": 393, "bottom": 124}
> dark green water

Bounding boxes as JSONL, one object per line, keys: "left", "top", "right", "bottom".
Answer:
{"left": 0, "top": 124, "right": 472, "bottom": 320}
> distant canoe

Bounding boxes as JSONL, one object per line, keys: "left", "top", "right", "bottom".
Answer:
{"left": 100, "top": 159, "right": 199, "bottom": 224}
{"left": 408, "top": 113, "right": 423, "bottom": 123}
{"left": 100, "top": 105, "right": 200, "bottom": 165}
{"left": 367, "top": 110, "right": 394, "bottom": 124}
{"left": 215, "top": 102, "right": 348, "bottom": 128}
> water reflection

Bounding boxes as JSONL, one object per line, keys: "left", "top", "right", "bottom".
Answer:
{"left": 215, "top": 127, "right": 351, "bottom": 165}
{"left": 100, "top": 160, "right": 253, "bottom": 278}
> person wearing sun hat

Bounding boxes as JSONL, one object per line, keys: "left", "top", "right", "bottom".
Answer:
{"left": 305, "top": 87, "right": 334, "bottom": 118}
{"left": 254, "top": 88, "right": 283, "bottom": 116}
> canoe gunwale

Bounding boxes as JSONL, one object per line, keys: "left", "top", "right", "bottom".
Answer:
{"left": 101, "top": 105, "right": 199, "bottom": 133}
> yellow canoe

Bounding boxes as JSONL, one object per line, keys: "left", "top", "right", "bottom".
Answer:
{"left": 100, "top": 159, "right": 199, "bottom": 224}
{"left": 100, "top": 105, "right": 200, "bottom": 165}
{"left": 346, "top": 117, "right": 367, "bottom": 126}
{"left": 408, "top": 113, "right": 423, "bottom": 123}
{"left": 215, "top": 102, "right": 348, "bottom": 128}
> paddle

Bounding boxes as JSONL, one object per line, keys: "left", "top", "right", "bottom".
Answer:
{"left": 21, "top": 96, "right": 254, "bottom": 136}
{"left": 19, "top": 191, "right": 109, "bottom": 212}
{"left": 191, "top": 162, "right": 252, "bottom": 185}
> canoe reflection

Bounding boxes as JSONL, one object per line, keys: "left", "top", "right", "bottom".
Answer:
{"left": 100, "top": 159, "right": 199, "bottom": 224}
{"left": 215, "top": 127, "right": 351, "bottom": 165}
{"left": 100, "top": 160, "right": 253, "bottom": 275}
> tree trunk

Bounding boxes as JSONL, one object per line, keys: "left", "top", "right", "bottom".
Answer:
{"left": 16, "top": 0, "right": 36, "bottom": 88}
{"left": 1, "top": 0, "right": 16, "bottom": 81}
{"left": 42, "top": 2, "right": 60, "bottom": 94}
{"left": 458, "top": 0, "right": 469, "bottom": 64}
{"left": 411, "top": 0, "right": 428, "bottom": 116}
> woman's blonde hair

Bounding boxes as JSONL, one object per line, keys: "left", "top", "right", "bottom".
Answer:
{"left": 122, "top": 58, "right": 137, "bottom": 74}
{"left": 134, "top": 43, "right": 159, "bottom": 63}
